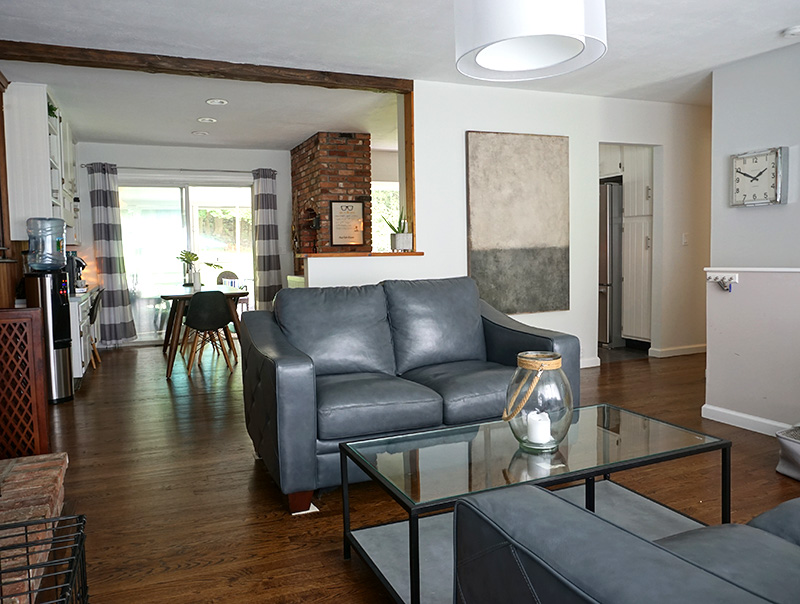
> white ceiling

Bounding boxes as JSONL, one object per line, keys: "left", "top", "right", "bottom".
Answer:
{"left": 0, "top": 61, "right": 401, "bottom": 151}
{"left": 1, "top": 0, "right": 799, "bottom": 150}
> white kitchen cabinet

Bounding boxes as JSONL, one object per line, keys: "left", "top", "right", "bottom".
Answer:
{"left": 621, "top": 146, "right": 653, "bottom": 216}
{"left": 621, "top": 215, "right": 652, "bottom": 342}
{"left": 5, "top": 83, "right": 51, "bottom": 240}
{"left": 69, "top": 289, "right": 94, "bottom": 378}
{"left": 599, "top": 144, "right": 623, "bottom": 178}
{"left": 4, "top": 82, "right": 77, "bottom": 241}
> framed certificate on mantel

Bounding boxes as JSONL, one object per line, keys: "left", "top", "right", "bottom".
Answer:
{"left": 330, "top": 201, "right": 364, "bottom": 245}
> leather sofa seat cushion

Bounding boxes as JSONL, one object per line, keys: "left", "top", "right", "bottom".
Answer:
{"left": 403, "top": 360, "right": 515, "bottom": 425}
{"left": 316, "top": 373, "right": 443, "bottom": 440}
{"left": 383, "top": 277, "right": 486, "bottom": 374}
{"left": 655, "top": 524, "right": 800, "bottom": 602}
{"left": 274, "top": 284, "right": 395, "bottom": 376}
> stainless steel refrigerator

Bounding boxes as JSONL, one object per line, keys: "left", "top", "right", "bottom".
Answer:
{"left": 599, "top": 183, "right": 624, "bottom": 348}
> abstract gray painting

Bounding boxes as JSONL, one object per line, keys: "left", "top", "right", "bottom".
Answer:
{"left": 466, "top": 131, "right": 570, "bottom": 314}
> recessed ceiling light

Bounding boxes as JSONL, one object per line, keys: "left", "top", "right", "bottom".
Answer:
{"left": 192, "top": 131, "right": 210, "bottom": 136}
{"left": 782, "top": 25, "right": 800, "bottom": 38}
{"left": 205, "top": 98, "right": 228, "bottom": 106}
{"left": 197, "top": 117, "right": 217, "bottom": 123}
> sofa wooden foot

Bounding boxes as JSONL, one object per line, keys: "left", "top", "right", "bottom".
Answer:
{"left": 288, "top": 490, "right": 314, "bottom": 514}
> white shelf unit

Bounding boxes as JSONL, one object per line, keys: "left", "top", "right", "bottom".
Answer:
{"left": 4, "top": 82, "right": 79, "bottom": 243}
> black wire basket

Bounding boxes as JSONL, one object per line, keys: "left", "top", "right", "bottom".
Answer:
{"left": 0, "top": 515, "right": 88, "bottom": 604}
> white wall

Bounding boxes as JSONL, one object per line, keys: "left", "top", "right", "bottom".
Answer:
{"left": 74, "top": 142, "right": 292, "bottom": 283}
{"left": 308, "top": 81, "right": 711, "bottom": 368}
{"left": 372, "top": 150, "right": 399, "bottom": 182}
{"left": 705, "top": 44, "right": 800, "bottom": 433}
{"left": 705, "top": 269, "right": 800, "bottom": 435}
{"left": 710, "top": 44, "right": 800, "bottom": 267}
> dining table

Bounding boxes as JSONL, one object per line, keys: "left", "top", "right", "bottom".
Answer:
{"left": 160, "top": 285, "right": 249, "bottom": 379}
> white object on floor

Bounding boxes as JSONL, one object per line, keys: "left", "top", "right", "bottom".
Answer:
{"left": 776, "top": 425, "right": 800, "bottom": 481}
{"left": 291, "top": 502, "right": 319, "bottom": 516}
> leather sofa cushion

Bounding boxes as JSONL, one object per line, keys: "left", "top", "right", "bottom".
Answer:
{"left": 274, "top": 284, "right": 395, "bottom": 376}
{"left": 383, "top": 277, "right": 486, "bottom": 374}
{"left": 747, "top": 496, "right": 800, "bottom": 547}
{"left": 403, "top": 360, "right": 515, "bottom": 425}
{"left": 316, "top": 373, "right": 442, "bottom": 440}
{"left": 655, "top": 524, "right": 800, "bottom": 602}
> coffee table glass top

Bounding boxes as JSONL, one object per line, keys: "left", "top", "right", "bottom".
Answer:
{"left": 344, "top": 404, "right": 724, "bottom": 507}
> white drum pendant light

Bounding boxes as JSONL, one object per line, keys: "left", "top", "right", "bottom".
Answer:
{"left": 455, "top": 0, "right": 607, "bottom": 81}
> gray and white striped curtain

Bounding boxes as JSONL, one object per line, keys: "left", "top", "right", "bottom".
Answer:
{"left": 252, "top": 168, "right": 282, "bottom": 309}
{"left": 87, "top": 163, "right": 137, "bottom": 345}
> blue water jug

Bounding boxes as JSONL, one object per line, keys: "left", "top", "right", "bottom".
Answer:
{"left": 26, "top": 217, "right": 66, "bottom": 271}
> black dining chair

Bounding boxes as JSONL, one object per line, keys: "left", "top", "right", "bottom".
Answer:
{"left": 184, "top": 291, "right": 235, "bottom": 375}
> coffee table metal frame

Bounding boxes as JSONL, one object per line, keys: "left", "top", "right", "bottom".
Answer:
{"left": 340, "top": 403, "right": 731, "bottom": 604}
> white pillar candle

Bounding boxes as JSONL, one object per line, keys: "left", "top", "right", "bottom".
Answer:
{"left": 527, "top": 410, "right": 551, "bottom": 444}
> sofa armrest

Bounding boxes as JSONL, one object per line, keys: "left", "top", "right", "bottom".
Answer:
{"left": 480, "top": 299, "right": 581, "bottom": 404}
{"left": 240, "top": 310, "right": 317, "bottom": 495}
{"left": 454, "top": 485, "right": 761, "bottom": 604}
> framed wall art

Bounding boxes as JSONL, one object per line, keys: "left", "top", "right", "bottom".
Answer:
{"left": 330, "top": 201, "right": 364, "bottom": 246}
{"left": 466, "top": 131, "right": 570, "bottom": 314}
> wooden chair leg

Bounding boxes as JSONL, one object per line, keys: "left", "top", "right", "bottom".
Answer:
{"left": 215, "top": 330, "right": 234, "bottom": 373}
{"left": 180, "top": 326, "right": 192, "bottom": 356}
{"left": 198, "top": 332, "right": 208, "bottom": 363}
{"left": 89, "top": 337, "right": 97, "bottom": 370}
{"left": 92, "top": 338, "right": 101, "bottom": 365}
{"left": 224, "top": 326, "right": 238, "bottom": 362}
{"left": 187, "top": 331, "right": 200, "bottom": 375}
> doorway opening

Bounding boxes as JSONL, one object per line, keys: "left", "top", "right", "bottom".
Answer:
{"left": 598, "top": 144, "right": 653, "bottom": 363}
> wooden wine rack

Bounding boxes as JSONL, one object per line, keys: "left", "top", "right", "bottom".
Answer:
{"left": 0, "top": 308, "right": 50, "bottom": 459}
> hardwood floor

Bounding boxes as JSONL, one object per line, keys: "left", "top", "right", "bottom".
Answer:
{"left": 50, "top": 348, "right": 800, "bottom": 603}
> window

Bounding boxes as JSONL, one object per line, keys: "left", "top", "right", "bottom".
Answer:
{"left": 371, "top": 181, "right": 401, "bottom": 253}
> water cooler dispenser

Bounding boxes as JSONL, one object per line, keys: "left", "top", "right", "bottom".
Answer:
{"left": 25, "top": 217, "right": 74, "bottom": 403}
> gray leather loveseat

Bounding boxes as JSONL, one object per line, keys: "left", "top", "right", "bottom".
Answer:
{"left": 240, "top": 276, "right": 580, "bottom": 512}
{"left": 455, "top": 484, "right": 800, "bottom": 603}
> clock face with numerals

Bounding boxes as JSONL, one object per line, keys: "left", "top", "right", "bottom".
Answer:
{"left": 731, "top": 148, "right": 785, "bottom": 206}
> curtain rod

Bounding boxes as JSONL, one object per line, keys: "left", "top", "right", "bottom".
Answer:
{"left": 79, "top": 165, "right": 259, "bottom": 175}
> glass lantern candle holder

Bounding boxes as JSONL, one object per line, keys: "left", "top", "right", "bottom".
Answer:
{"left": 503, "top": 351, "right": 573, "bottom": 452}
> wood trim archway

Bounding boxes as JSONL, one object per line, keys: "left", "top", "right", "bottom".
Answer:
{"left": 0, "top": 39, "right": 417, "bottom": 249}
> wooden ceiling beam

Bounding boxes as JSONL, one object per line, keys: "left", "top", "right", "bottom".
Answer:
{"left": 0, "top": 40, "right": 413, "bottom": 95}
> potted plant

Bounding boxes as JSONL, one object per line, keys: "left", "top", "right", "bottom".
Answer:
{"left": 382, "top": 208, "right": 413, "bottom": 252}
{"left": 177, "top": 250, "right": 222, "bottom": 287}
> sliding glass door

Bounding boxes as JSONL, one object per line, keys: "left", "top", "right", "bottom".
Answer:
{"left": 188, "top": 186, "right": 253, "bottom": 308}
{"left": 118, "top": 184, "right": 252, "bottom": 343}
{"left": 118, "top": 187, "right": 184, "bottom": 342}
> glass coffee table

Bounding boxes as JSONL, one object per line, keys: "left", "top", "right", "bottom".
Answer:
{"left": 340, "top": 404, "right": 731, "bottom": 604}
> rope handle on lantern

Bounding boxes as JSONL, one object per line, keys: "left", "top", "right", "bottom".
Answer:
{"left": 502, "top": 356, "right": 562, "bottom": 422}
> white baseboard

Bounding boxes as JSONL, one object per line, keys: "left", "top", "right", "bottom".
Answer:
{"left": 649, "top": 344, "right": 707, "bottom": 358}
{"left": 581, "top": 356, "right": 601, "bottom": 369}
{"left": 701, "top": 404, "right": 789, "bottom": 436}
